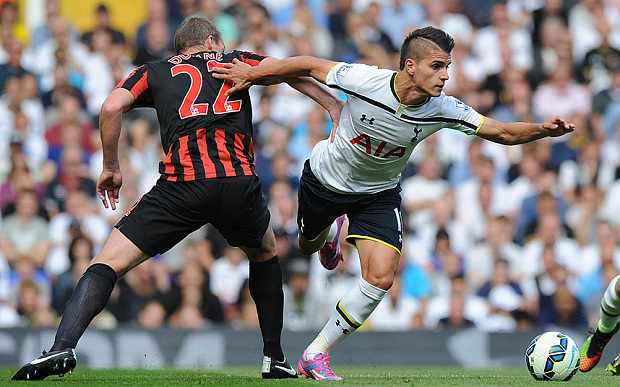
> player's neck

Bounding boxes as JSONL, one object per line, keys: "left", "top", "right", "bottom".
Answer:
{"left": 394, "top": 72, "right": 430, "bottom": 106}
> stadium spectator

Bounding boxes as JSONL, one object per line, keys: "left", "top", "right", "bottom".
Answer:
{"left": 108, "top": 258, "right": 171, "bottom": 325}
{"left": 168, "top": 304, "right": 208, "bottom": 329}
{"left": 532, "top": 62, "right": 592, "bottom": 121}
{"left": 470, "top": 2, "right": 533, "bottom": 78}
{"left": 194, "top": 0, "right": 240, "bottom": 50}
{"left": 133, "top": 19, "right": 175, "bottom": 66}
{"left": 476, "top": 259, "right": 532, "bottom": 331}
{"left": 136, "top": 300, "right": 167, "bottom": 329}
{"left": 420, "top": 0, "right": 474, "bottom": 48}
{"left": 376, "top": 0, "right": 425, "bottom": 49}
{"left": 16, "top": 280, "right": 58, "bottom": 328}
{"left": 231, "top": 278, "right": 260, "bottom": 329}
{"left": 514, "top": 167, "right": 568, "bottom": 245}
{"left": 436, "top": 290, "right": 476, "bottom": 330}
{"left": 530, "top": 0, "right": 569, "bottom": 50}
{"left": 565, "top": 184, "right": 603, "bottom": 246}
{"left": 426, "top": 275, "right": 487, "bottom": 330}
{"left": 567, "top": 0, "right": 620, "bottom": 67}
{"left": 166, "top": 242, "right": 224, "bottom": 325}
{"left": 45, "top": 93, "right": 95, "bottom": 165}
{"left": 0, "top": 152, "right": 46, "bottom": 214}
{"left": 401, "top": 155, "right": 450, "bottom": 233}
{"left": 0, "top": 77, "right": 47, "bottom": 169}
{"left": 284, "top": 3, "right": 333, "bottom": 60}
{"left": 537, "top": 277, "right": 588, "bottom": 328}
{"left": 455, "top": 156, "right": 509, "bottom": 241}
{"left": 43, "top": 145, "right": 97, "bottom": 216}
{"left": 282, "top": 257, "right": 324, "bottom": 331}
{"left": 135, "top": 0, "right": 178, "bottom": 54}
{"left": 51, "top": 236, "right": 93, "bottom": 315}
{"left": 0, "top": 39, "right": 30, "bottom": 94}
{"left": 592, "top": 53, "right": 620, "bottom": 140}
{"left": 367, "top": 273, "right": 420, "bottom": 331}
{"left": 34, "top": 18, "right": 89, "bottom": 94}
{"left": 0, "top": 1, "right": 29, "bottom": 47}
{"left": 579, "top": 260, "right": 620, "bottom": 329}
{"left": 465, "top": 215, "right": 522, "bottom": 288}
{"left": 0, "top": 189, "right": 50, "bottom": 269}
{"left": 223, "top": 0, "right": 269, "bottom": 46}
{"left": 7, "top": 255, "right": 53, "bottom": 322}
{"left": 80, "top": 4, "right": 125, "bottom": 53}
{"left": 209, "top": 246, "right": 249, "bottom": 316}
{"left": 30, "top": 0, "right": 65, "bottom": 49}
{"left": 46, "top": 188, "right": 109, "bottom": 275}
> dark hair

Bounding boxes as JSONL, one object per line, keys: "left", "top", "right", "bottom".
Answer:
{"left": 174, "top": 17, "right": 222, "bottom": 54}
{"left": 399, "top": 26, "right": 455, "bottom": 70}
{"left": 68, "top": 235, "right": 94, "bottom": 265}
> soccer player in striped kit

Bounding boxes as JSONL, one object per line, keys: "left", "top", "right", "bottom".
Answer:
{"left": 214, "top": 26, "right": 575, "bottom": 380}
{"left": 12, "top": 17, "right": 343, "bottom": 381}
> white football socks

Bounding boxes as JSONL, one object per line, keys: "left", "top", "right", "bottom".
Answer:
{"left": 599, "top": 275, "right": 620, "bottom": 333}
{"left": 305, "top": 278, "right": 387, "bottom": 359}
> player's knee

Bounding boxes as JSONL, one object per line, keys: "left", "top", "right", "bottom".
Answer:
{"left": 363, "top": 274, "right": 394, "bottom": 291}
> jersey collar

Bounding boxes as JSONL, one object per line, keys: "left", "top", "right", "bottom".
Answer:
{"left": 391, "top": 72, "right": 430, "bottom": 109}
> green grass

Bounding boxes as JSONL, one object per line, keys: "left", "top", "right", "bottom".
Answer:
{"left": 1, "top": 366, "right": 619, "bottom": 386}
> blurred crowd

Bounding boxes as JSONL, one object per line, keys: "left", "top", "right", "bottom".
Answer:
{"left": 0, "top": 0, "right": 620, "bottom": 334}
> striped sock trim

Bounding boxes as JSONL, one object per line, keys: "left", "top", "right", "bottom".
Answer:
{"left": 335, "top": 301, "right": 361, "bottom": 329}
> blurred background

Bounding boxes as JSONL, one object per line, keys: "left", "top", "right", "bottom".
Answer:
{"left": 0, "top": 0, "right": 620, "bottom": 366}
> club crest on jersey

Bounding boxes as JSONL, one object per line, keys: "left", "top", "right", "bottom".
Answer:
{"left": 455, "top": 99, "right": 471, "bottom": 111}
{"left": 410, "top": 125, "right": 422, "bottom": 142}
{"left": 336, "top": 64, "right": 353, "bottom": 78}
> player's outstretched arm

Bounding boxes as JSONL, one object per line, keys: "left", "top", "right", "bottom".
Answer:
{"left": 475, "top": 116, "right": 575, "bottom": 145}
{"left": 98, "top": 88, "right": 134, "bottom": 210}
{"left": 212, "top": 56, "right": 338, "bottom": 96}
{"left": 284, "top": 76, "right": 345, "bottom": 142}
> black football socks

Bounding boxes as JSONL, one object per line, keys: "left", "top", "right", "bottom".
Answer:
{"left": 249, "top": 256, "right": 285, "bottom": 361}
{"left": 51, "top": 263, "right": 117, "bottom": 352}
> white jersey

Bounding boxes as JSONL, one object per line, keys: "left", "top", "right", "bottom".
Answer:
{"left": 310, "top": 63, "right": 484, "bottom": 194}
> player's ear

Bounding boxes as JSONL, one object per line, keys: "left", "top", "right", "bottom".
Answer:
{"left": 405, "top": 58, "right": 416, "bottom": 75}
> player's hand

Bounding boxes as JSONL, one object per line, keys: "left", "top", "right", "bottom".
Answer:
{"left": 97, "top": 167, "right": 122, "bottom": 210}
{"left": 211, "top": 58, "right": 254, "bottom": 96}
{"left": 328, "top": 99, "right": 345, "bottom": 142}
{"left": 543, "top": 116, "right": 575, "bottom": 137}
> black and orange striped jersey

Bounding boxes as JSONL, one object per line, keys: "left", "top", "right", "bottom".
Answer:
{"left": 116, "top": 50, "right": 267, "bottom": 182}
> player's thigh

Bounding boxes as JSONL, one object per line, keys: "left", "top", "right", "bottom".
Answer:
{"left": 209, "top": 176, "right": 271, "bottom": 250}
{"left": 297, "top": 162, "right": 347, "bottom": 241}
{"left": 345, "top": 186, "right": 403, "bottom": 255}
{"left": 114, "top": 180, "right": 207, "bottom": 258}
{"left": 92, "top": 228, "right": 150, "bottom": 278}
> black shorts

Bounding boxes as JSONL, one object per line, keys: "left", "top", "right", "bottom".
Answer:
{"left": 115, "top": 176, "right": 269, "bottom": 256}
{"left": 297, "top": 160, "right": 403, "bottom": 254}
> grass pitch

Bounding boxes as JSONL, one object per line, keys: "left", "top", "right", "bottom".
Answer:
{"left": 1, "top": 366, "right": 618, "bottom": 386}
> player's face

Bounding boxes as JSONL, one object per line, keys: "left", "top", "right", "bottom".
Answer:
{"left": 413, "top": 49, "right": 451, "bottom": 97}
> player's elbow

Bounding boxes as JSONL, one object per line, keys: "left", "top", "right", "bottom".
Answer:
{"left": 100, "top": 97, "right": 124, "bottom": 117}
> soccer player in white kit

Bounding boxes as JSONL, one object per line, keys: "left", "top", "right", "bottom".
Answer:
{"left": 214, "top": 26, "right": 575, "bottom": 380}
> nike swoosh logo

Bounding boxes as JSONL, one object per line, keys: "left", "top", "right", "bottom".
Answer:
{"left": 274, "top": 365, "right": 297, "bottom": 375}
{"left": 30, "top": 354, "right": 63, "bottom": 365}
{"left": 30, "top": 350, "right": 75, "bottom": 365}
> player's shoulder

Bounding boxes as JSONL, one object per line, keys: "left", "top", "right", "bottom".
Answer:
{"left": 433, "top": 92, "right": 474, "bottom": 112}
{"left": 330, "top": 62, "right": 390, "bottom": 79}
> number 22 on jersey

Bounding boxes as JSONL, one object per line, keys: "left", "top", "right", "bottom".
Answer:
{"left": 171, "top": 60, "right": 242, "bottom": 119}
